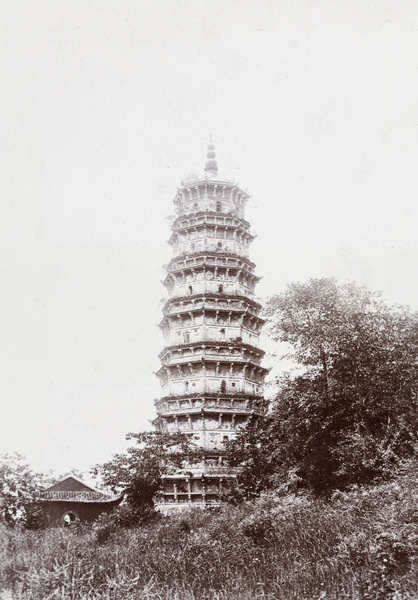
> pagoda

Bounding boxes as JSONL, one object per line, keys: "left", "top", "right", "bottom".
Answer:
{"left": 153, "top": 140, "right": 267, "bottom": 512}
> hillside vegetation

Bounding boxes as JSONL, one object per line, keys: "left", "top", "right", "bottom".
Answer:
{"left": 1, "top": 462, "right": 418, "bottom": 600}
{"left": 2, "top": 279, "right": 418, "bottom": 599}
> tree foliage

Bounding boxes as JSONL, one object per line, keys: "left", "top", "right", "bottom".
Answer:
{"left": 92, "top": 431, "right": 200, "bottom": 521}
{"left": 228, "top": 278, "right": 418, "bottom": 495}
{"left": 0, "top": 453, "right": 51, "bottom": 527}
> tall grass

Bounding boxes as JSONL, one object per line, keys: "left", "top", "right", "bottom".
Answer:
{"left": 1, "top": 470, "right": 418, "bottom": 599}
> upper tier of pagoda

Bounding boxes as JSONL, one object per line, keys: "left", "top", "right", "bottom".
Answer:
{"left": 172, "top": 142, "right": 250, "bottom": 227}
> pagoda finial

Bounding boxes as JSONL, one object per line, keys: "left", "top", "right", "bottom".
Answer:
{"left": 204, "top": 135, "right": 218, "bottom": 177}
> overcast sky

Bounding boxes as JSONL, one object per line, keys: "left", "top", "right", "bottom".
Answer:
{"left": 1, "top": 0, "right": 418, "bottom": 478}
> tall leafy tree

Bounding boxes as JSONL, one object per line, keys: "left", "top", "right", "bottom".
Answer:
{"left": 228, "top": 279, "right": 418, "bottom": 495}
{"left": 92, "top": 431, "right": 200, "bottom": 518}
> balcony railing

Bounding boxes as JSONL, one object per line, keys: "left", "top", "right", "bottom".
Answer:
{"left": 161, "top": 293, "right": 262, "bottom": 315}
{"left": 154, "top": 393, "right": 267, "bottom": 413}
{"left": 159, "top": 339, "right": 264, "bottom": 357}
{"left": 172, "top": 210, "right": 251, "bottom": 231}
{"left": 166, "top": 251, "right": 255, "bottom": 272}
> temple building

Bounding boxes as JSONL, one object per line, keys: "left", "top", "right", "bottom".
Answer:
{"left": 153, "top": 141, "right": 267, "bottom": 512}
{"left": 35, "top": 475, "right": 122, "bottom": 526}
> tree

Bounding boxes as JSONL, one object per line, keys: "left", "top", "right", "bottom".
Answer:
{"left": 228, "top": 279, "right": 418, "bottom": 495}
{"left": 0, "top": 453, "right": 51, "bottom": 527}
{"left": 92, "top": 431, "right": 200, "bottom": 522}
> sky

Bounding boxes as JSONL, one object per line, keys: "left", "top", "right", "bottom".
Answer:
{"left": 1, "top": 0, "right": 418, "bottom": 478}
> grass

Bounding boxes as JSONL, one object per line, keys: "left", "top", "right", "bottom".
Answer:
{"left": 1, "top": 469, "right": 418, "bottom": 600}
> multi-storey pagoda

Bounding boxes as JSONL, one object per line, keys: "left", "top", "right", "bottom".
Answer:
{"left": 153, "top": 141, "right": 267, "bottom": 512}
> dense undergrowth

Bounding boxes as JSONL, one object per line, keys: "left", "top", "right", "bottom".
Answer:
{"left": 1, "top": 466, "right": 418, "bottom": 600}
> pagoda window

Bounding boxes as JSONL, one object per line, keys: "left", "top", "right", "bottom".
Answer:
{"left": 218, "top": 284, "right": 224, "bottom": 293}
{"left": 185, "top": 381, "right": 189, "bottom": 393}
{"left": 220, "top": 328, "right": 225, "bottom": 341}
{"left": 217, "top": 242, "right": 222, "bottom": 249}
{"left": 216, "top": 201, "right": 222, "bottom": 212}
{"left": 187, "top": 285, "right": 193, "bottom": 295}
{"left": 183, "top": 332, "right": 190, "bottom": 343}
{"left": 220, "top": 380, "right": 226, "bottom": 393}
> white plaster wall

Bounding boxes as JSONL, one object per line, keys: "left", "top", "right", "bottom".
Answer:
{"left": 170, "top": 280, "right": 254, "bottom": 298}
{"left": 159, "top": 372, "right": 263, "bottom": 396}
{"left": 176, "top": 238, "right": 249, "bottom": 258}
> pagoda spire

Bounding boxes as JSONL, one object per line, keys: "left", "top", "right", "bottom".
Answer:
{"left": 204, "top": 134, "right": 218, "bottom": 177}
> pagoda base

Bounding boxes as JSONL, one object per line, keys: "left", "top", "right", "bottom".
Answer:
{"left": 154, "top": 467, "right": 241, "bottom": 514}
{"left": 154, "top": 498, "right": 222, "bottom": 515}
